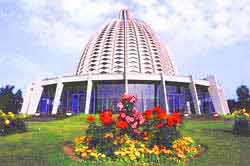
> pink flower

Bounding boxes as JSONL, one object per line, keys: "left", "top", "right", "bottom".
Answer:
{"left": 130, "top": 117, "right": 134, "bottom": 122}
{"left": 121, "top": 93, "right": 129, "bottom": 101}
{"left": 139, "top": 118, "right": 145, "bottom": 125}
{"left": 131, "top": 123, "right": 137, "bottom": 129}
{"left": 131, "top": 121, "right": 138, "bottom": 129}
{"left": 121, "top": 113, "right": 126, "bottom": 118}
{"left": 129, "top": 96, "right": 136, "bottom": 103}
{"left": 117, "top": 102, "right": 123, "bottom": 110}
{"left": 125, "top": 116, "right": 130, "bottom": 122}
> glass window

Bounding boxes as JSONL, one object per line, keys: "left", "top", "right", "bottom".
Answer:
{"left": 38, "top": 85, "right": 56, "bottom": 115}
{"left": 196, "top": 85, "right": 215, "bottom": 114}
{"left": 165, "top": 84, "right": 195, "bottom": 114}
{"left": 128, "top": 81, "right": 160, "bottom": 112}
{"left": 59, "top": 82, "right": 87, "bottom": 114}
{"left": 90, "top": 81, "right": 125, "bottom": 114}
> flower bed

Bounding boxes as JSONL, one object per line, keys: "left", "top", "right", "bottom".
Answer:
{"left": 232, "top": 109, "right": 250, "bottom": 136}
{"left": 73, "top": 94, "right": 202, "bottom": 163}
{"left": 0, "top": 111, "right": 26, "bottom": 136}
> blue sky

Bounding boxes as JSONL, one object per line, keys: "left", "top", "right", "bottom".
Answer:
{"left": 0, "top": 0, "right": 249, "bottom": 99}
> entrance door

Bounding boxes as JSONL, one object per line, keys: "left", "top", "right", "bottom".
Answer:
{"left": 72, "top": 94, "right": 79, "bottom": 114}
{"left": 40, "top": 97, "right": 52, "bottom": 115}
{"left": 167, "top": 94, "right": 186, "bottom": 113}
{"left": 72, "top": 93, "right": 85, "bottom": 114}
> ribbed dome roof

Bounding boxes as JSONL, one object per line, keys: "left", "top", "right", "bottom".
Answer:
{"left": 76, "top": 9, "right": 176, "bottom": 75}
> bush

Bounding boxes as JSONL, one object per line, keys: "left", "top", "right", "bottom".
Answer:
{"left": 232, "top": 109, "right": 250, "bottom": 136}
{"left": 0, "top": 110, "right": 26, "bottom": 136}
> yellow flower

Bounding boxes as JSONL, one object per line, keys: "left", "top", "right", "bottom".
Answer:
{"left": 81, "top": 152, "right": 88, "bottom": 158}
{"left": 120, "top": 152, "right": 126, "bottom": 156}
{"left": 74, "top": 136, "right": 85, "bottom": 144}
{"left": 244, "top": 113, "right": 249, "bottom": 117}
{"left": 135, "top": 151, "right": 140, "bottom": 156}
{"left": 162, "top": 149, "right": 172, "bottom": 154}
{"left": 114, "top": 151, "right": 120, "bottom": 156}
{"left": 5, "top": 119, "right": 10, "bottom": 125}
{"left": 112, "top": 140, "right": 118, "bottom": 145}
{"left": 101, "top": 154, "right": 106, "bottom": 158}
{"left": 90, "top": 152, "right": 98, "bottom": 158}
{"left": 129, "top": 155, "right": 136, "bottom": 160}
{"left": 177, "top": 152, "right": 185, "bottom": 159}
{"left": 104, "top": 133, "right": 113, "bottom": 138}
{"left": 140, "top": 144, "right": 145, "bottom": 148}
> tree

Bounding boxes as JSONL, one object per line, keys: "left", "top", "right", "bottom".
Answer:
{"left": 0, "top": 85, "right": 23, "bottom": 114}
{"left": 236, "top": 85, "right": 250, "bottom": 109}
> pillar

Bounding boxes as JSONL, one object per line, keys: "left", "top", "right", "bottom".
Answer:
{"left": 26, "top": 84, "right": 44, "bottom": 115}
{"left": 207, "top": 75, "right": 230, "bottom": 115}
{"left": 20, "top": 84, "right": 34, "bottom": 114}
{"left": 189, "top": 76, "right": 201, "bottom": 115}
{"left": 51, "top": 81, "right": 64, "bottom": 115}
{"left": 84, "top": 79, "right": 93, "bottom": 114}
{"left": 160, "top": 73, "right": 169, "bottom": 114}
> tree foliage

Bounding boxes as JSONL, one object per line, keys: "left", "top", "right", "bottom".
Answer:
{"left": 236, "top": 85, "right": 250, "bottom": 109}
{"left": 0, "top": 85, "right": 23, "bottom": 114}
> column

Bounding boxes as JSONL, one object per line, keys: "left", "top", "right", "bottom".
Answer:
{"left": 189, "top": 76, "right": 201, "bottom": 115}
{"left": 84, "top": 79, "right": 93, "bottom": 114}
{"left": 51, "top": 81, "right": 64, "bottom": 115}
{"left": 207, "top": 75, "right": 230, "bottom": 114}
{"left": 160, "top": 73, "right": 169, "bottom": 114}
{"left": 20, "top": 84, "right": 34, "bottom": 114}
{"left": 27, "top": 84, "right": 44, "bottom": 115}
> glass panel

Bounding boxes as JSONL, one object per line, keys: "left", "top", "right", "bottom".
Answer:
{"left": 165, "top": 84, "right": 194, "bottom": 113}
{"left": 128, "top": 82, "right": 160, "bottom": 112}
{"left": 38, "top": 85, "right": 56, "bottom": 115}
{"left": 72, "top": 95, "right": 78, "bottom": 114}
{"left": 59, "top": 82, "right": 87, "bottom": 114}
{"left": 90, "top": 81, "right": 125, "bottom": 114}
{"left": 196, "top": 86, "right": 215, "bottom": 114}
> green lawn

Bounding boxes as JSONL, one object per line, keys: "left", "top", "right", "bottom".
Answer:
{"left": 0, "top": 115, "right": 249, "bottom": 166}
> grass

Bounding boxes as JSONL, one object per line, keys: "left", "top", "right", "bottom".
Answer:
{"left": 0, "top": 115, "right": 249, "bottom": 166}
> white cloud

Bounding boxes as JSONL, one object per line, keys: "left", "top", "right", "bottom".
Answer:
{"left": 18, "top": 0, "right": 127, "bottom": 54}
{"left": 132, "top": 0, "right": 250, "bottom": 54}
{"left": 0, "top": 53, "right": 53, "bottom": 93}
{"left": 16, "top": 0, "right": 250, "bottom": 57}
{"left": 8, "top": 54, "right": 52, "bottom": 79}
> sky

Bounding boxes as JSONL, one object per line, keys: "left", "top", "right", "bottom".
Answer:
{"left": 0, "top": 0, "right": 249, "bottom": 99}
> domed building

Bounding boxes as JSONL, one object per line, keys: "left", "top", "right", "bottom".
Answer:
{"left": 21, "top": 10, "right": 229, "bottom": 115}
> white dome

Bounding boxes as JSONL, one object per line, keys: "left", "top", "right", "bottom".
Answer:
{"left": 76, "top": 9, "right": 176, "bottom": 75}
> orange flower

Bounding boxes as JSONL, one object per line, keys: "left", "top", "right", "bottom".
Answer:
{"left": 153, "top": 106, "right": 161, "bottom": 113}
{"left": 99, "top": 111, "right": 113, "bottom": 125}
{"left": 144, "top": 109, "right": 153, "bottom": 120}
{"left": 157, "top": 110, "right": 167, "bottom": 119}
{"left": 86, "top": 115, "right": 95, "bottom": 123}
{"left": 172, "top": 112, "right": 181, "bottom": 124}
{"left": 116, "top": 120, "right": 128, "bottom": 129}
{"left": 153, "top": 123, "right": 165, "bottom": 129}
{"left": 166, "top": 116, "right": 174, "bottom": 127}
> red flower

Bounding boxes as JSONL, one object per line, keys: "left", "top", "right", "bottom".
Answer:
{"left": 172, "top": 112, "right": 181, "bottom": 124}
{"left": 100, "top": 111, "right": 113, "bottom": 125}
{"left": 153, "top": 123, "right": 165, "bottom": 129}
{"left": 86, "top": 115, "right": 95, "bottom": 123}
{"left": 144, "top": 109, "right": 153, "bottom": 120}
{"left": 157, "top": 110, "right": 167, "bottom": 119}
{"left": 166, "top": 116, "right": 175, "bottom": 127}
{"left": 153, "top": 106, "right": 161, "bottom": 113}
{"left": 116, "top": 120, "right": 128, "bottom": 129}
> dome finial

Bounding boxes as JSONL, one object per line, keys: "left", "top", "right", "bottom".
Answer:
{"left": 119, "top": 9, "right": 132, "bottom": 20}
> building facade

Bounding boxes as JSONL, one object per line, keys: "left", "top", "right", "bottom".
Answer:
{"left": 20, "top": 10, "right": 230, "bottom": 115}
